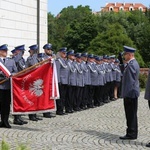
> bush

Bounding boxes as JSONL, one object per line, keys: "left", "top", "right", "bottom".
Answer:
{"left": 0, "top": 140, "right": 29, "bottom": 150}
{"left": 139, "top": 73, "right": 148, "bottom": 89}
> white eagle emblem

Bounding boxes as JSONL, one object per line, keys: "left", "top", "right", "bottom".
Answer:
{"left": 29, "top": 79, "right": 44, "bottom": 97}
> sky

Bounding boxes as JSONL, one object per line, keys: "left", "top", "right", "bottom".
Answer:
{"left": 48, "top": 0, "right": 150, "bottom": 16}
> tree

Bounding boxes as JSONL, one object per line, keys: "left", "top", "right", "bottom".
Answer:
{"left": 64, "top": 14, "right": 97, "bottom": 52}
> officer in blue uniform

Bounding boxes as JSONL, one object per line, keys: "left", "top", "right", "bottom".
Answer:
{"left": 144, "top": 67, "right": 150, "bottom": 147}
{"left": 80, "top": 53, "right": 89, "bottom": 109}
{"left": 12, "top": 45, "right": 28, "bottom": 125}
{"left": 0, "top": 44, "right": 18, "bottom": 128}
{"left": 39, "top": 43, "right": 56, "bottom": 118}
{"left": 74, "top": 53, "right": 84, "bottom": 111}
{"left": 87, "top": 54, "right": 97, "bottom": 108}
{"left": 26, "top": 44, "right": 43, "bottom": 121}
{"left": 66, "top": 50, "right": 76, "bottom": 113}
{"left": 95, "top": 56, "right": 105, "bottom": 106}
{"left": 120, "top": 46, "right": 140, "bottom": 140}
{"left": 55, "top": 47, "right": 69, "bottom": 115}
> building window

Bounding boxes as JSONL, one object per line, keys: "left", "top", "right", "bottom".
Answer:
{"left": 139, "top": 7, "right": 143, "bottom": 11}
{"left": 129, "top": 6, "right": 134, "bottom": 11}
{"left": 109, "top": 6, "right": 114, "bottom": 11}
{"left": 119, "top": 6, "right": 124, "bottom": 11}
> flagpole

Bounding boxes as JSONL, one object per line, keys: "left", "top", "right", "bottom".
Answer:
{"left": 0, "top": 58, "right": 51, "bottom": 84}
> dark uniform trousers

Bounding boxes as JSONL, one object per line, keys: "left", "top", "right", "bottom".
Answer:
{"left": 87, "top": 85, "right": 95, "bottom": 107}
{"left": 103, "top": 83, "right": 109, "bottom": 102}
{"left": 94, "top": 86, "right": 100, "bottom": 106}
{"left": 74, "top": 86, "right": 83, "bottom": 110}
{"left": 124, "top": 98, "right": 138, "bottom": 138}
{"left": 65, "top": 85, "right": 76, "bottom": 112}
{"left": 56, "top": 84, "right": 67, "bottom": 113}
{"left": 80, "top": 85, "right": 88, "bottom": 109}
{"left": 0, "top": 90, "right": 11, "bottom": 122}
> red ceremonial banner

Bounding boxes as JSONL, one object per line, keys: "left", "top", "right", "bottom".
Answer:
{"left": 11, "top": 62, "right": 56, "bottom": 114}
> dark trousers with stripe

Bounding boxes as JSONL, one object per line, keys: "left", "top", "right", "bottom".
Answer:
{"left": 124, "top": 98, "right": 138, "bottom": 138}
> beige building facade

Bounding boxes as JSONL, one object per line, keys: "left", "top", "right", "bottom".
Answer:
{"left": 0, "top": 0, "right": 48, "bottom": 57}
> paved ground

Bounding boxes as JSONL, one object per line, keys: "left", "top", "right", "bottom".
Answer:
{"left": 0, "top": 92, "right": 150, "bottom": 150}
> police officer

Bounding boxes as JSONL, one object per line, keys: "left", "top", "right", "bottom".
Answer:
{"left": 102, "top": 55, "right": 111, "bottom": 103}
{"left": 114, "top": 59, "right": 122, "bottom": 100}
{"left": 40, "top": 43, "right": 56, "bottom": 118}
{"left": 95, "top": 56, "right": 105, "bottom": 106}
{"left": 74, "top": 53, "right": 84, "bottom": 111}
{"left": 66, "top": 50, "right": 76, "bottom": 113}
{"left": 26, "top": 44, "right": 43, "bottom": 121}
{"left": 0, "top": 44, "right": 18, "bottom": 128}
{"left": 55, "top": 47, "right": 69, "bottom": 115}
{"left": 87, "top": 54, "right": 97, "bottom": 108}
{"left": 80, "top": 53, "right": 89, "bottom": 109}
{"left": 120, "top": 46, "right": 140, "bottom": 140}
{"left": 12, "top": 45, "right": 28, "bottom": 125}
{"left": 144, "top": 67, "right": 150, "bottom": 147}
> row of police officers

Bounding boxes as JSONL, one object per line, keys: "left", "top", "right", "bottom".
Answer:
{"left": 0, "top": 43, "right": 121, "bottom": 128}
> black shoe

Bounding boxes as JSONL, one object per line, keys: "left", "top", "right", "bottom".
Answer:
{"left": 0, "top": 121, "right": 11, "bottom": 128}
{"left": 119, "top": 135, "right": 137, "bottom": 140}
{"left": 146, "top": 143, "right": 150, "bottom": 147}
{"left": 56, "top": 112, "right": 67, "bottom": 115}
{"left": 36, "top": 117, "right": 43, "bottom": 120}
{"left": 19, "top": 117, "right": 28, "bottom": 124}
{"left": 29, "top": 116, "right": 38, "bottom": 121}
{"left": 66, "top": 110, "right": 73, "bottom": 113}
{"left": 13, "top": 119, "right": 24, "bottom": 125}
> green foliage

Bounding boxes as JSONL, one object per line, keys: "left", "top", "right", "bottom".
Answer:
{"left": 0, "top": 140, "right": 30, "bottom": 150}
{"left": 139, "top": 73, "right": 148, "bottom": 89}
{"left": 1, "top": 140, "right": 9, "bottom": 150}
{"left": 48, "top": 6, "right": 150, "bottom": 66}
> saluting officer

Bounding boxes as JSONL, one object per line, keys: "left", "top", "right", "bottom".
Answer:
{"left": 74, "top": 53, "right": 84, "bottom": 111}
{"left": 26, "top": 44, "right": 43, "bottom": 121}
{"left": 55, "top": 47, "right": 69, "bottom": 115}
{"left": 66, "top": 50, "right": 76, "bottom": 113}
{"left": 120, "top": 46, "right": 140, "bottom": 140}
{"left": 0, "top": 44, "right": 18, "bottom": 128}
{"left": 12, "top": 45, "right": 28, "bottom": 125}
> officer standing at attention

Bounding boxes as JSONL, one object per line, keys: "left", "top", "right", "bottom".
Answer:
{"left": 80, "top": 53, "right": 89, "bottom": 110}
{"left": 87, "top": 54, "right": 97, "bottom": 108}
{"left": 12, "top": 45, "right": 28, "bottom": 125}
{"left": 41, "top": 43, "right": 56, "bottom": 118}
{"left": 66, "top": 50, "right": 76, "bottom": 113}
{"left": 74, "top": 53, "right": 84, "bottom": 111}
{"left": 120, "top": 46, "right": 140, "bottom": 140}
{"left": 26, "top": 44, "right": 43, "bottom": 121}
{"left": 55, "top": 48, "right": 69, "bottom": 115}
{"left": 0, "top": 44, "right": 18, "bottom": 128}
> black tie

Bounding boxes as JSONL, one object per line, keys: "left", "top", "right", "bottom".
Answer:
{"left": 3, "top": 58, "right": 5, "bottom": 63}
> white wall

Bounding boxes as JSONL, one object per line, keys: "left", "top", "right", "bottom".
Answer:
{"left": 0, "top": 0, "right": 48, "bottom": 57}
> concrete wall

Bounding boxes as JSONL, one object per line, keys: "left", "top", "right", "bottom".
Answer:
{"left": 0, "top": 0, "right": 47, "bottom": 57}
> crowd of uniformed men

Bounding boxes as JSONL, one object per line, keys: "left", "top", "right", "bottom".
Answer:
{"left": 0, "top": 43, "right": 122, "bottom": 128}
